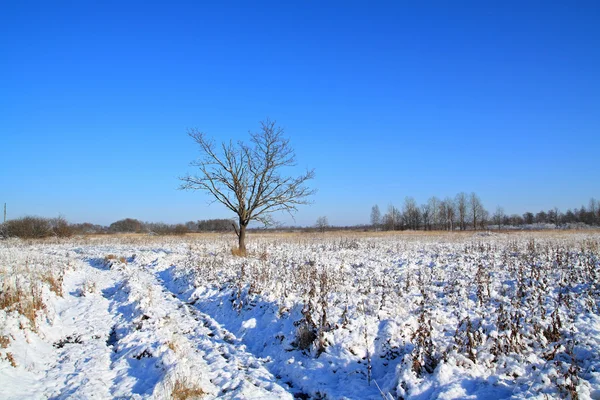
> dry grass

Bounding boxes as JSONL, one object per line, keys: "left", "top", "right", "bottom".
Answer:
{"left": 0, "top": 259, "right": 64, "bottom": 332}
{"left": 104, "top": 254, "right": 128, "bottom": 266}
{"left": 41, "top": 270, "right": 63, "bottom": 297}
{"left": 0, "top": 277, "right": 45, "bottom": 331}
{"left": 230, "top": 247, "right": 247, "bottom": 257}
{"left": 4, "top": 352, "right": 17, "bottom": 368}
{"left": 258, "top": 250, "right": 269, "bottom": 262}
{"left": 170, "top": 376, "right": 205, "bottom": 400}
{"left": 0, "top": 335, "right": 10, "bottom": 348}
{"left": 166, "top": 339, "right": 178, "bottom": 353}
{"left": 6, "top": 228, "right": 599, "bottom": 249}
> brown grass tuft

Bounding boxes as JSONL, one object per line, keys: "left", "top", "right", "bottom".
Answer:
{"left": 0, "top": 278, "right": 46, "bottom": 331}
{"left": 258, "top": 250, "right": 269, "bottom": 262}
{"left": 170, "top": 376, "right": 205, "bottom": 399}
{"left": 230, "top": 247, "right": 247, "bottom": 257}
{"left": 167, "top": 340, "right": 178, "bottom": 353}
{"left": 5, "top": 352, "right": 17, "bottom": 368}
{"left": 41, "top": 271, "right": 63, "bottom": 297}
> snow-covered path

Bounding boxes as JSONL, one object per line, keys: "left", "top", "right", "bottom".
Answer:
{"left": 1, "top": 245, "right": 293, "bottom": 399}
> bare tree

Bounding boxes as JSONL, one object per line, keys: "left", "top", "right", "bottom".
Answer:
{"left": 440, "top": 198, "right": 455, "bottom": 231}
{"left": 549, "top": 207, "right": 561, "bottom": 227}
{"left": 493, "top": 206, "right": 505, "bottom": 230}
{"left": 403, "top": 197, "right": 420, "bottom": 230}
{"left": 522, "top": 212, "right": 534, "bottom": 225}
{"left": 479, "top": 208, "right": 489, "bottom": 230}
{"left": 427, "top": 196, "right": 440, "bottom": 230}
{"left": 383, "top": 204, "right": 401, "bottom": 231}
{"left": 469, "top": 192, "right": 484, "bottom": 231}
{"left": 589, "top": 198, "right": 598, "bottom": 225}
{"left": 180, "top": 119, "right": 315, "bottom": 254}
{"left": 315, "top": 216, "right": 329, "bottom": 233}
{"left": 455, "top": 192, "right": 468, "bottom": 231}
{"left": 421, "top": 203, "right": 431, "bottom": 231}
{"left": 370, "top": 205, "right": 381, "bottom": 231}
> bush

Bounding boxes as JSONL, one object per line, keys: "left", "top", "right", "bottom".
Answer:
{"left": 145, "top": 223, "right": 190, "bottom": 236}
{"left": 109, "top": 218, "right": 145, "bottom": 233}
{"left": 172, "top": 224, "right": 189, "bottom": 235}
{"left": 71, "top": 222, "right": 108, "bottom": 235}
{"left": 5, "top": 216, "right": 53, "bottom": 239}
{"left": 196, "top": 218, "right": 237, "bottom": 232}
{"left": 52, "top": 216, "right": 73, "bottom": 238}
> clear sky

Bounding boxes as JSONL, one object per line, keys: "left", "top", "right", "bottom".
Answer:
{"left": 1, "top": 1, "right": 599, "bottom": 226}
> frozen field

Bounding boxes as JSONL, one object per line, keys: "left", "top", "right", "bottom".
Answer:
{"left": 1, "top": 231, "right": 599, "bottom": 399}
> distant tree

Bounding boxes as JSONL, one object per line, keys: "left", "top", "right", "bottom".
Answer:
{"left": 493, "top": 206, "right": 505, "bottom": 230}
{"left": 421, "top": 203, "right": 431, "bottom": 230}
{"left": 440, "top": 198, "right": 455, "bottom": 231}
{"left": 403, "top": 197, "right": 420, "bottom": 230}
{"left": 315, "top": 216, "right": 329, "bottom": 233}
{"left": 370, "top": 205, "right": 381, "bottom": 231}
{"left": 589, "top": 198, "right": 599, "bottom": 225}
{"left": 185, "top": 221, "right": 199, "bottom": 232}
{"left": 523, "top": 212, "right": 534, "bottom": 225}
{"left": 563, "top": 209, "right": 576, "bottom": 224}
{"left": 428, "top": 196, "right": 441, "bottom": 230}
{"left": 479, "top": 208, "right": 489, "bottom": 230}
{"left": 455, "top": 192, "right": 468, "bottom": 231}
{"left": 469, "top": 192, "right": 484, "bottom": 230}
{"left": 576, "top": 206, "right": 589, "bottom": 224}
{"left": 508, "top": 214, "right": 524, "bottom": 226}
{"left": 383, "top": 204, "right": 401, "bottom": 231}
{"left": 547, "top": 208, "right": 561, "bottom": 227}
{"left": 535, "top": 211, "right": 548, "bottom": 224}
{"left": 180, "top": 119, "right": 315, "bottom": 254}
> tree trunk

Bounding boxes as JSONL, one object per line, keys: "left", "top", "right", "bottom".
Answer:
{"left": 238, "top": 223, "right": 247, "bottom": 254}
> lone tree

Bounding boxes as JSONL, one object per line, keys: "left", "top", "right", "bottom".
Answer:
{"left": 180, "top": 119, "right": 315, "bottom": 254}
{"left": 315, "top": 216, "right": 329, "bottom": 233}
{"left": 370, "top": 205, "right": 381, "bottom": 231}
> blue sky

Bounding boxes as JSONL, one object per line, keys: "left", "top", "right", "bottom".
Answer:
{"left": 1, "top": 1, "right": 599, "bottom": 226}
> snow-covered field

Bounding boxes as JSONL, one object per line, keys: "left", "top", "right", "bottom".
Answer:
{"left": 1, "top": 231, "right": 599, "bottom": 399}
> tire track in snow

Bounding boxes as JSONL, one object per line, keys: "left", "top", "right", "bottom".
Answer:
{"left": 101, "top": 255, "right": 293, "bottom": 399}
{"left": 38, "top": 258, "right": 119, "bottom": 400}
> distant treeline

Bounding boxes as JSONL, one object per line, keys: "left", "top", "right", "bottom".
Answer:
{"left": 2, "top": 196, "right": 599, "bottom": 239}
{"left": 278, "top": 195, "right": 600, "bottom": 233}
{"left": 368, "top": 194, "right": 600, "bottom": 232}
{"left": 0, "top": 217, "right": 237, "bottom": 239}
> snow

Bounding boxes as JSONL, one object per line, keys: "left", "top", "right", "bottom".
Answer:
{"left": 1, "top": 232, "right": 599, "bottom": 399}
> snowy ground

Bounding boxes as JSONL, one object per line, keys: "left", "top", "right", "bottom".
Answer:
{"left": 1, "top": 231, "right": 599, "bottom": 399}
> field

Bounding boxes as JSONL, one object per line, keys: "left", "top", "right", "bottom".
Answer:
{"left": 1, "top": 231, "right": 599, "bottom": 399}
